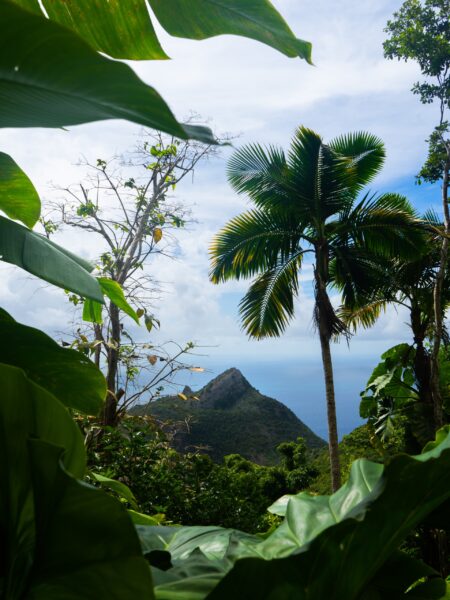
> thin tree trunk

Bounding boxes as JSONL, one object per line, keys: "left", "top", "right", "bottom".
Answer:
{"left": 318, "top": 327, "right": 341, "bottom": 492}
{"left": 430, "top": 153, "right": 450, "bottom": 431}
{"left": 93, "top": 323, "right": 102, "bottom": 369}
{"left": 102, "top": 302, "right": 121, "bottom": 426}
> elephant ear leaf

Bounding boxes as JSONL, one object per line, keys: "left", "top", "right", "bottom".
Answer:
{"left": 207, "top": 428, "right": 450, "bottom": 599}
{"left": 0, "top": 152, "right": 40, "bottom": 227}
{"left": 26, "top": 440, "right": 155, "bottom": 599}
{"left": 0, "top": 310, "right": 106, "bottom": 415}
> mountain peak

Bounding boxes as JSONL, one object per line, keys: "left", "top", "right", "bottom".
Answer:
{"left": 199, "top": 367, "right": 252, "bottom": 409}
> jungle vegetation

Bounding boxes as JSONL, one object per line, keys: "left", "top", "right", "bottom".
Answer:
{"left": 0, "top": 0, "right": 449, "bottom": 598}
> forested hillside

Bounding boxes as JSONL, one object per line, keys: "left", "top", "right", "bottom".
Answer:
{"left": 132, "top": 368, "right": 325, "bottom": 464}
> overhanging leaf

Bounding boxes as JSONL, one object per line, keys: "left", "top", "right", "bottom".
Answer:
{"left": 99, "top": 277, "right": 140, "bottom": 324}
{"left": 82, "top": 298, "right": 104, "bottom": 324}
{"left": 0, "top": 309, "right": 106, "bottom": 415}
{"left": 0, "top": 2, "right": 215, "bottom": 143}
{"left": 0, "top": 151, "right": 40, "bottom": 227}
{"left": 0, "top": 215, "right": 103, "bottom": 302}
{"left": 10, "top": 0, "right": 311, "bottom": 63}
{"left": 36, "top": 0, "right": 169, "bottom": 60}
{"left": 148, "top": 0, "right": 312, "bottom": 63}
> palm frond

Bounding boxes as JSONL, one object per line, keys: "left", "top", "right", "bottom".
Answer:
{"left": 329, "top": 246, "right": 392, "bottom": 308}
{"left": 337, "top": 300, "right": 387, "bottom": 332}
{"left": 287, "top": 126, "right": 353, "bottom": 221}
{"left": 227, "top": 144, "right": 291, "bottom": 211}
{"left": 335, "top": 192, "right": 424, "bottom": 259}
{"left": 210, "top": 209, "right": 305, "bottom": 283}
{"left": 329, "top": 131, "right": 385, "bottom": 193}
{"left": 239, "top": 250, "right": 304, "bottom": 338}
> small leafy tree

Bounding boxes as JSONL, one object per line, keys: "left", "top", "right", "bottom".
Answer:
{"left": 46, "top": 131, "right": 215, "bottom": 425}
{"left": 384, "top": 0, "right": 450, "bottom": 429}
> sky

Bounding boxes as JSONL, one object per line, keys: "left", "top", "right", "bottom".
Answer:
{"left": 0, "top": 0, "right": 443, "bottom": 440}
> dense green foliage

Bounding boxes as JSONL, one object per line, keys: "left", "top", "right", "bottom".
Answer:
{"left": 1, "top": 0, "right": 450, "bottom": 597}
{"left": 84, "top": 416, "right": 318, "bottom": 532}
{"left": 137, "top": 427, "right": 450, "bottom": 599}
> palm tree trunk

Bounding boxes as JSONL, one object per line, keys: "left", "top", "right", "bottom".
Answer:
{"left": 318, "top": 327, "right": 341, "bottom": 492}
{"left": 430, "top": 152, "right": 450, "bottom": 431}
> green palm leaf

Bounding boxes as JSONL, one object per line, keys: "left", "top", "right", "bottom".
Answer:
{"left": 227, "top": 144, "right": 290, "bottom": 209}
{"left": 287, "top": 127, "right": 353, "bottom": 221}
{"left": 210, "top": 209, "right": 306, "bottom": 282}
{"left": 329, "top": 131, "right": 385, "bottom": 193}
{"left": 335, "top": 192, "right": 422, "bottom": 258}
{"left": 239, "top": 250, "right": 304, "bottom": 338}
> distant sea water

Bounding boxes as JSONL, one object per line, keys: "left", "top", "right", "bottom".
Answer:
{"left": 167, "top": 355, "right": 378, "bottom": 442}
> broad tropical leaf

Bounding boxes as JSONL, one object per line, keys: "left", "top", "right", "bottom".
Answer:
{"left": 0, "top": 363, "right": 86, "bottom": 479}
{"left": 0, "top": 215, "right": 103, "bottom": 301}
{"left": 0, "top": 363, "right": 154, "bottom": 599}
{"left": 149, "top": 0, "right": 312, "bottom": 62}
{"left": 15, "top": 0, "right": 169, "bottom": 60}
{"left": 11, "top": 0, "right": 312, "bottom": 62}
{"left": 99, "top": 278, "right": 140, "bottom": 324}
{"left": 0, "top": 2, "right": 215, "bottom": 142}
{"left": 0, "top": 151, "right": 40, "bottom": 227}
{"left": 208, "top": 428, "right": 450, "bottom": 598}
{"left": 138, "top": 428, "right": 450, "bottom": 599}
{"left": 0, "top": 309, "right": 106, "bottom": 414}
{"left": 25, "top": 441, "right": 155, "bottom": 599}
{"left": 83, "top": 278, "right": 140, "bottom": 324}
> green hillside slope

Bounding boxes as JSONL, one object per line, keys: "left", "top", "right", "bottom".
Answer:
{"left": 132, "top": 368, "right": 326, "bottom": 465}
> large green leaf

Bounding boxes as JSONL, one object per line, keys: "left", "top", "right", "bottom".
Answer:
{"left": 0, "top": 215, "right": 103, "bottom": 302}
{"left": 0, "top": 363, "right": 86, "bottom": 598}
{"left": 0, "top": 151, "right": 40, "bottom": 227}
{"left": 0, "top": 363, "right": 153, "bottom": 599}
{"left": 0, "top": 2, "right": 215, "bottom": 142}
{"left": 0, "top": 309, "right": 106, "bottom": 414}
{"left": 148, "top": 0, "right": 312, "bottom": 62}
{"left": 137, "top": 429, "right": 450, "bottom": 600}
{"left": 26, "top": 441, "right": 154, "bottom": 599}
{"left": 10, "top": 0, "right": 311, "bottom": 62}
{"left": 208, "top": 429, "right": 450, "bottom": 599}
{"left": 83, "top": 278, "right": 140, "bottom": 324}
{"left": 36, "top": 0, "right": 168, "bottom": 60}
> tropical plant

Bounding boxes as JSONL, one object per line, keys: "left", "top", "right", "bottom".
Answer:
{"left": 384, "top": 0, "right": 450, "bottom": 429}
{"left": 1, "top": 0, "right": 310, "bottom": 303}
{"left": 44, "top": 131, "right": 216, "bottom": 425}
{"left": 0, "top": 1, "right": 313, "bottom": 596}
{"left": 210, "top": 126, "right": 421, "bottom": 491}
{"left": 339, "top": 219, "right": 450, "bottom": 436}
{"left": 136, "top": 426, "right": 450, "bottom": 599}
{"left": 360, "top": 343, "right": 450, "bottom": 449}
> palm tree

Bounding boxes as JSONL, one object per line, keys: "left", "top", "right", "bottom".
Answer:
{"left": 210, "top": 127, "right": 421, "bottom": 491}
{"left": 338, "top": 214, "right": 449, "bottom": 439}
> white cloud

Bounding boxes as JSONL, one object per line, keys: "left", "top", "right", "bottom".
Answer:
{"left": 0, "top": 0, "right": 437, "bottom": 378}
